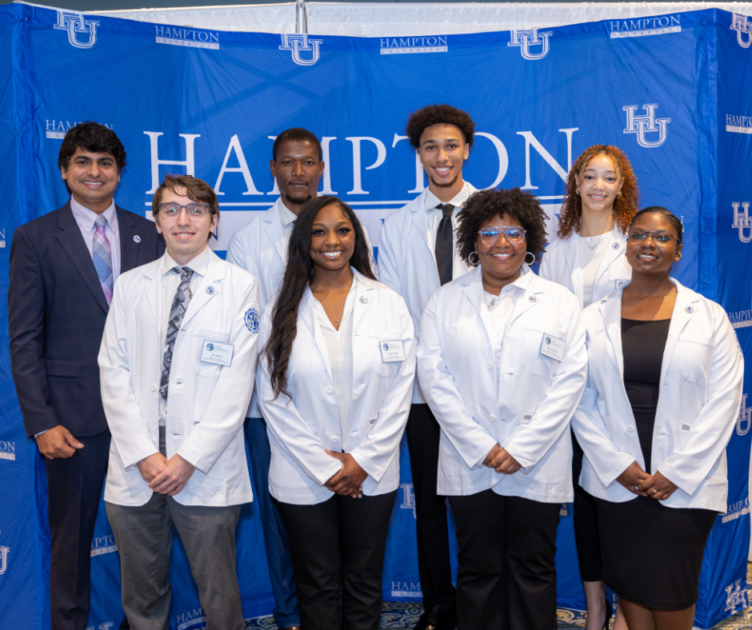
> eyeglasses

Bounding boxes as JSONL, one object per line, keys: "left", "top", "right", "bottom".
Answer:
{"left": 627, "top": 230, "right": 679, "bottom": 245}
{"left": 157, "top": 202, "right": 211, "bottom": 219}
{"left": 478, "top": 226, "right": 526, "bottom": 245}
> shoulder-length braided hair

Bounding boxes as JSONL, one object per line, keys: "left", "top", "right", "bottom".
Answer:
{"left": 557, "top": 145, "right": 639, "bottom": 239}
{"left": 264, "top": 196, "right": 376, "bottom": 399}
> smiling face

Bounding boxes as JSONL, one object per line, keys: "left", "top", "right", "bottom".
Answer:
{"left": 154, "top": 186, "right": 218, "bottom": 266}
{"left": 61, "top": 147, "right": 121, "bottom": 214}
{"left": 309, "top": 203, "right": 356, "bottom": 274}
{"left": 626, "top": 212, "right": 683, "bottom": 277}
{"left": 575, "top": 153, "right": 624, "bottom": 219}
{"left": 417, "top": 123, "right": 469, "bottom": 199}
{"left": 476, "top": 214, "right": 527, "bottom": 289}
{"left": 271, "top": 139, "right": 325, "bottom": 214}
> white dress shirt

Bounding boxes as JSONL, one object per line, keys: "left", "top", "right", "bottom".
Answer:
{"left": 313, "top": 277, "right": 356, "bottom": 451}
{"left": 70, "top": 197, "right": 121, "bottom": 281}
{"left": 158, "top": 247, "right": 210, "bottom": 426}
{"left": 577, "top": 233, "right": 611, "bottom": 307}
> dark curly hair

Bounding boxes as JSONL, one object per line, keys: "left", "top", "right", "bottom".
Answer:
{"left": 58, "top": 121, "right": 127, "bottom": 176}
{"left": 264, "top": 196, "right": 376, "bottom": 399}
{"left": 405, "top": 104, "right": 475, "bottom": 149}
{"left": 557, "top": 145, "right": 639, "bottom": 239}
{"left": 456, "top": 188, "right": 548, "bottom": 266}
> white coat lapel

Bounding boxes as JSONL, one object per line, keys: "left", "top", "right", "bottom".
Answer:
{"left": 299, "top": 289, "right": 334, "bottom": 383}
{"left": 142, "top": 260, "right": 161, "bottom": 332}
{"left": 408, "top": 191, "right": 437, "bottom": 271}
{"left": 460, "top": 268, "right": 493, "bottom": 343}
{"left": 352, "top": 273, "right": 375, "bottom": 332}
{"left": 264, "top": 203, "right": 288, "bottom": 265}
{"left": 506, "top": 270, "right": 541, "bottom": 329}
{"left": 659, "top": 280, "right": 699, "bottom": 385}
{"left": 594, "top": 230, "right": 628, "bottom": 288}
{"left": 565, "top": 238, "right": 584, "bottom": 305}
{"left": 182, "top": 252, "right": 225, "bottom": 325}
{"left": 600, "top": 289, "right": 624, "bottom": 376}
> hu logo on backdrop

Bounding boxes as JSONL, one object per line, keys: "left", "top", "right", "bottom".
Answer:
{"left": 732, "top": 202, "right": 752, "bottom": 243}
{"left": 623, "top": 104, "right": 670, "bottom": 148}
{"left": 731, "top": 14, "right": 752, "bottom": 48}
{"left": 508, "top": 29, "right": 552, "bottom": 60}
{"left": 54, "top": 11, "right": 99, "bottom": 49}
{"left": 0, "top": 542, "right": 8, "bottom": 575}
{"left": 400, "top": 483, "right": 416, "bottom": 518}
{"left": 280, "top": 34, "right": 323, "bottom": 66}
{"left": 725, "top": 580, "right": 748, "bottom": 613}
{"left": 738, "top": 394, "right": 752, "bottom": 436}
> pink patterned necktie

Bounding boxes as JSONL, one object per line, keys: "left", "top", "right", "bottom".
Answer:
{"left": 93, "top": 215, "right": 113, "bottom": 304}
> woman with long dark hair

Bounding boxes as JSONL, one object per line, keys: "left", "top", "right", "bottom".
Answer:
{"left": 573, "top": 207, "right": 743, "bottom": 630}
{"left": 256, "top": 196, "right": 416, "bottom": 630}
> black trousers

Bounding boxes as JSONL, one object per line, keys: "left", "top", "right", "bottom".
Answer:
{"left": 449, "top": 490, "right": 561, "bottom": 630}
{"left": 405, "top": 404, "right": 456, "bottom": 613}
{"left": 275, "top": 491, "right": 397, "bottom": 630}
{"left": 45, "top": 430, "right": 111, "bottom": 630}
{"left": 571, "top": 430, "right": 603, "bottom": 582}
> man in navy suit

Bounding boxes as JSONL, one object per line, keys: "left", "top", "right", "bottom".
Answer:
{"left": 8, "top": 122, "right": 163, "bottom": 630}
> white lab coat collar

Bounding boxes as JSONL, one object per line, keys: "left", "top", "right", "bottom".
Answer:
{"left": 564, "top": 228, "right": 627, "bottom": 304}
{"left": 423, "top": 181, "right": 473, "bottom": 211}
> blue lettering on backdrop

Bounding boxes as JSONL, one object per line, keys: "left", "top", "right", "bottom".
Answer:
{"left": 0, "top": 4, "right": 749, "bottom": 629}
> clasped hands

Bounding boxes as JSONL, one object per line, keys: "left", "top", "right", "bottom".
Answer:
{"left": 483, "top": 444, "right": 521, "bottom": 474}
{"left": 325, "top": 449, "right": 368, "bottom": 498}
{"left": 137, "top": 452, "right": 196, "bottom": 496}
{"left": 616, "top": 461, "right": 678, "bottom": 501}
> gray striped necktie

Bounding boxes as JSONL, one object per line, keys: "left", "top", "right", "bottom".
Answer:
{"left": 160, "top": 267, "right": 194, "bottom": 401}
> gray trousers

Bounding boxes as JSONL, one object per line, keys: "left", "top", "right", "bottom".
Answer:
{"left": 106, "top": 492, "right": 244, "bottom": 630}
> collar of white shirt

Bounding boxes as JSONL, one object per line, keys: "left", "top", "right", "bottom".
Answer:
{"left": 161, "top": 246, "right": 211, "bottom": 278}
{"left": 276, "top": 197, "right": 298, "bottom": 229}
{"left": 424, "top": 181, "right": 472, "bottom": 212}
{"left": 70, "top": 197, "right": 117, "bottom": 234}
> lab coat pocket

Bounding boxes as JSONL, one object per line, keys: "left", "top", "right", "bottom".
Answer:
{"left": 522, "top": 326, "right": 558, "bottom": 380}
{"left": 370, "top": 332, "right": 399, "bottom": 378}
{"left": 676, "top": 336, "right": 715, "bottom": 384}
{"left": 194, "top": 328, "right": 231, "bottom": 377}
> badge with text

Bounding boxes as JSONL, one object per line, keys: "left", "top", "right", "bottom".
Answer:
{"left": 200, "top": 339, "right": 234, "bottom": 367}
{"left": 379, "top": 340, "right": 406, "bottom": 362}
{"left": 539, "top": 333, "right": 565, "bottom": 361}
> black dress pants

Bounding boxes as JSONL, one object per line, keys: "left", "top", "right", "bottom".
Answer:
{"left": 45, "top": 430, "right": 111, "bottom": 630}
{"left": 449, "top": 490, "right": 561, "bottom": 630}
{"left": 275, "top": 491, "right": 397, "bottom": 630}
{"left": 571, "top": 430, "right": 603, "bottom": 582}
{"left": 405, "top": 404, "right": 456, "bottom": 614}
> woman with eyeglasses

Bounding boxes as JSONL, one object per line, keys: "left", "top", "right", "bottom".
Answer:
{"left": 417, "top": 188, "right": 588, "bottom": 630}
{"left": 539, "top": 144, "right": 639, "bottom": 630}
{"left": 256, "top": 196, "right": 416, "bottom": 630}
{"left": 573, "top": 207, "right": 743, "bottom": 630}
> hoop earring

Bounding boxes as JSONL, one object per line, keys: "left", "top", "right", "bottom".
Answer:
{"left": 468, "top": 251, "right": 480, "bottom": 266}
{"left": 524, "top": 252, "right": 536, "bottom": 265}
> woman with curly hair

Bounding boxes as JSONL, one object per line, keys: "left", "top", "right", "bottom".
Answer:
{"left": 256, "top": 196, "right": 416, "bottom": 630}
{"left": 540, "top": 145, "right": 639, "bottom": 630}
{"left": 417, "top": 188, "right": 588, "bottom": 630}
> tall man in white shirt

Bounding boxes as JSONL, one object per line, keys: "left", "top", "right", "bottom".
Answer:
{"left": 378, "top": 105, "right": 478, "bottom": 630}
{"left": 8, "top": 122, "right": 163, "bottom": 630}
{"left": 225, "top": 127, "right": 325, "bottom": 630}
{"left": 99, "top": 175, "right": 260, "bottom": 630}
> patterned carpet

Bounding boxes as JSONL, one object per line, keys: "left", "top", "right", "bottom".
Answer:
{"left": 243, "top": 564, "right": 752, "bottom": 629}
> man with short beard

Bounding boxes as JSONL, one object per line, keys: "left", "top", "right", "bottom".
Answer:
{"left": 378, "top": 104, "right": 477, "bottom": 630}
{"left": 226, "top": 127, "right": 327, "bottom": 630}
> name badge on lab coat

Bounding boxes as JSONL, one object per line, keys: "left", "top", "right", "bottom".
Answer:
{"left": 200, "top": 339, "right": 234, "bottom": 367}
{"left": 539, "top": 334, "right": 564, "bottom": 362}
{"left": 379, "top": 340, "right": 406, "bottom": 362}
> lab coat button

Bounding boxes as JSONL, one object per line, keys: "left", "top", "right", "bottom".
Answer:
{"left": 331, "top": 436, "right": 339, "bottom": 443}
{"left": 506, "top": 369, "right": 515, "bottom": 375}
{"left": 326, "top": 386, "right": 334, "bottom": 394}
{"left": 176, "top": 379, "right": 182, "bottom": 385}
{"left": 486, "top": 362, "right": 493, "bottom": 370}
{"left": 627, "top": 425, "right": 635, "bottom": 433}
{"left": 151, "top": 383, "right": 158, "bottom": 392}
{"left": 489, "top": 414, "right": 497, "bottom": 422}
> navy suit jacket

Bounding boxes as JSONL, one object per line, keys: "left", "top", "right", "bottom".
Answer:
{"left": 8, "top": 202, "right": 164, "bottom": 439}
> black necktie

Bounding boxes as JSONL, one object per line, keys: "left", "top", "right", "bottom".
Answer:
{"left": 435, "top": 204, "right": 455, "bottom": 285}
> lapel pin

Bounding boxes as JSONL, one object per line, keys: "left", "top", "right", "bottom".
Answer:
{"left": 206, "top": 286, "right": 216, "bottom": 295}
{"left": 133, "top": 235, "right": 141, "bottom": 243}
{"left": 686, "top": 305, "right": 694, "bottom": 314}
{"left": 529, "top": 296, "right": 537, "bottom": 303}
{"left": 612, "top": 242, "right": 619, "bottom": 249}
{"left": 360, "top": 296, "right": 368, "bottom": 304}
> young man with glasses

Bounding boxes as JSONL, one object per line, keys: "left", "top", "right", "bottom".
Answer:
{"left": 99, "top": 174, "right": 260, "bottom": 630}
{"left": 378, "top": 104, "right": 478, "bottom": 630}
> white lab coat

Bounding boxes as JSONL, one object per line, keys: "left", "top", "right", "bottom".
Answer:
{"left": 572, "top": 279, "right": 744, "bottom": 512}
{"left": 417, "top": 266, "right": 588, "bottom": 503}
{"left": 378, "top": 184, "right": 477, "bottom": 403}
{"left": 99, "top": 250, "right": 260, "bottom": 507}
{"left": 539, "top": 228, "right": 631, "bottom": 307}
{"left": 226, "top": 198, "right": 376, "bottom": 417}
{"left": 256, "top": 271, "right": 416, "bottom": 505}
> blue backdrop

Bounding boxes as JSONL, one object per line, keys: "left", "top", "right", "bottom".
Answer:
{"left": 1, "top": 3, "right": 751, "bottom": 628}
